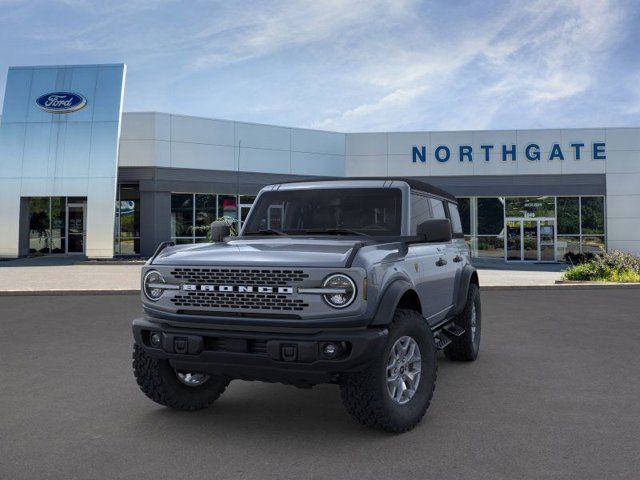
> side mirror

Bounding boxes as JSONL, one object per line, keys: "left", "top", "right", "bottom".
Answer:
{"left": 416, "top": 218, "right": 452, "bottom": 243}
{"left": 210, "top": 221, "right": 231, "bottom": 242}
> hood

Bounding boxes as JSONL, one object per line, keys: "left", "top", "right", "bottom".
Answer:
{"left": 151, "top": 238, "right": 364, "bottom": 267}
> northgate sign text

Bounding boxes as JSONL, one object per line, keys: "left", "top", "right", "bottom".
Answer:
{"left": 412, "top": 142, "right": 606, "bottom": 163}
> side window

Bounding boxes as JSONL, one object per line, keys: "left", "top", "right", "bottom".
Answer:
{"left": 448, "top": 202, "right": 463, "bottom": 234}
{"left": 429, "top": 198, "right": 447, "bottom": 219}
{"left": 410, "top": 193, "right": 432, "bottom": 234}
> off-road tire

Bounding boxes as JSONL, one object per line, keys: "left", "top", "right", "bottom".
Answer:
{"left": 132, "top": 344, "right": 230, "bottom": 410}
{"left": 444, "top": 283, "right": 481, "bottom": 362}
{"left": 339, "top": 309, "right": 437, "bottom": 433}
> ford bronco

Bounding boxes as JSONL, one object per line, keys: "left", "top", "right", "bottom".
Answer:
{"left": 132, "top": 178, "right": 481, "bottom": 432}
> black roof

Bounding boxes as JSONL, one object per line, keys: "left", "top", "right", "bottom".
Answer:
{"left": 275, "top": 177, "right": 456, "bottom": 202}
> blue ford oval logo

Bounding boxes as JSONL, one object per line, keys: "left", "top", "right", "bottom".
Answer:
{"left": 35, "top": 92, "right": 87, "bottom": 114}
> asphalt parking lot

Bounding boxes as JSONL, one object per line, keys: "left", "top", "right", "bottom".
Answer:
{"left": 1, "top": 289, "right": 639, "bottom": 480}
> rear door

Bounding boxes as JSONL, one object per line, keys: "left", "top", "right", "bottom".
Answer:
{"left": 428, "top": 197, "right": 458, "bottom": 316}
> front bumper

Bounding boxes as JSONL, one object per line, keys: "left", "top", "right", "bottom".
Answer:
{"left": 132, "top": 317, "right": 388, "bottom": 386}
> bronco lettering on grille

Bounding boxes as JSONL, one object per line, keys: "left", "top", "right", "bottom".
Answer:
{"left": 182, "top": 285, "right": 294, "bottom": 294}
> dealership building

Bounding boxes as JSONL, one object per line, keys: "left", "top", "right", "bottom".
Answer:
{"left": 1, "top": 63, "right": 639, "bottom": 261}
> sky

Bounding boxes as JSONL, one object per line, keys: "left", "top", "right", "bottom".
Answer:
{"left": 0, "top": 0, "right": 639, "bottom": 132}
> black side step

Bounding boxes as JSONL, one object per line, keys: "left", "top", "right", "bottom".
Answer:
{"left": 443, "top": 323, "right": 465, "bottom": 337}
{"left": 434, "top": 333, "right": 452, "bottom": 350}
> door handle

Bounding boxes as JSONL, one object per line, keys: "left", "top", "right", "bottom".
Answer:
{"left": 453, "top": 255, "right": 463, "bottom": 263}
{"left": 435, "top": 257, "right": 447, "bottom": 267}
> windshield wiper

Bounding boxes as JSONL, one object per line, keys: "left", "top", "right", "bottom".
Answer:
{"left": 302, "top": 228, "right": 371, "bottom": 237}
{"left": 244, "top": 229, "right": 288, "bottom": 236}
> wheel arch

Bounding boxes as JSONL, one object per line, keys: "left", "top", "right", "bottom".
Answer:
{"left": 371, "top": 279, "right": 423, "bottom": 326}
{"left": 453, "top": 265, "right": 479, "bottom": 316}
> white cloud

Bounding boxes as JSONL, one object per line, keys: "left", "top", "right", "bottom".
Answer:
{"left": 0, "top": 0, "right": 633, "bottom": 130}
{"left": 315, "top": 0, "right": 626, "bottom": 131}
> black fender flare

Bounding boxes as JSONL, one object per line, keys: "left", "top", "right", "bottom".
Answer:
{"left": 370, "top": 279, "right": 417, "bottom": 326}
{"left": 452, "top": 264, "right": 479, "bottom": 315}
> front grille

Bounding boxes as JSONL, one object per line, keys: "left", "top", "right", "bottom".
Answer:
{"left": 170, "top": 268, "right": 309, "bottom": 286}
{"left": 170, "top": 291, "right": 309, "bottom": 311}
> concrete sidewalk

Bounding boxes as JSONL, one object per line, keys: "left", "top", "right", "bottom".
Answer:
{"left": 0, "top": 256, "right": 566, "bottom": 293}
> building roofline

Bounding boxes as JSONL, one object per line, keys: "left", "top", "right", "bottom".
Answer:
{"left": 8, "top": 63, "right": 125, "bottom": 70}
{"left": 122, "top": 112, "right": 639, "bottom": 136}
{"left": 122, "top": 111, "right": 344, "bottom": 135}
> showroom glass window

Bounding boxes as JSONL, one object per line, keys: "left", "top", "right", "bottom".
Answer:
{"left": 505, "top": 196, "right": 554, "bottom": 218}
{"left": 457, "top": 198, "right": 471, "bottom": 235}
{"left": 476, "top": 197, "right": 505, "bottom": 258}
{"left": 114, "top": 184, "right": 140, "bottom": 255}
{"left": 170, "top": 193, "right": 255, "bottom": 243}
{"left": 580, "top": 197, "right": 605, "bottom": 253}
{"left": 28, "top": 197, "right": 58, "bottom": 254}
{"left": 28, "top": 197, "right": 67, "bottom": 255}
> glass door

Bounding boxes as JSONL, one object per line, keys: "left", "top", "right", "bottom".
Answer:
{"left": 539, "top": 220, "right": 556, "bottom": 261}
{"left": 523, "top": 220, "right": 538, "bottom": 261}
{"left": 506, "top": 220, "right": 522, "bottom": 261}
{"left": 66, "top": 203, "right": 86, "bottom": 254}
{"left": 505, "top": 218, "right": 556, "bottom": 261}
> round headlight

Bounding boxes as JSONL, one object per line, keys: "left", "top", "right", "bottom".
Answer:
{"left": 143, "top": 270, "right": 165, "bottom": 301}
{"left": 322, "top": 274, "right": 356, "bottom": 309}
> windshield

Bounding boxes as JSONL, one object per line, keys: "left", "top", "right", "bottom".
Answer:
{"left": 242, "top": 188, "right": 402, "bottom": 236}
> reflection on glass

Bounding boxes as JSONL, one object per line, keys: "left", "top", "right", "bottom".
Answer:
{"left": 557, "top": 197, "right": 579, "bottom": 234}
{"left": 171, "top": 194, "right": 193, "bottom": 237}
{"left": 29, "top": 236, "right": 48, "bottom": 254}
{"left": 582, "top": 236, "right": 605, "bottom": 253}
{"left": 557, "top": 236, "right": 581, "bottom": 259}
{"left": 539, "top": 220, "right": 555, "bottom": 261}
{"left": 477, "top": 198, "right": 504, "bottom": 235}
{"left": 581, "top": 197, "right": 605, "bottom": 234}
{"left": 67, "top": 204, "right": 85, "bottom": 253}
{"left": 506, "top": 197, "right": 555, "bottom": 218}
{"left": 51, "top": 233, "right": 66, "bottom": 254}
{"left": 195, "top": 194, "right": 217, "bottom": 226}
{"left": 219, "top": 195, "right": 238, "bottom": 221}
{"left": 119, "top": 184, "right": 140, "bottom": 238}
{"left": 29, "top": 197, "right": 50, "bottom": 254}
{"left": 522, "top": 220, "right": 538, "bottom": 261}
{"left": 119, "top": 239, "right": 138, "bottom": 254}
{"left": 115, "top": 184, "right": 140, "bottom": 255}
{"left": 458, "top": 198, "right": 471, "bottom": 234}
{"left": 506, "top": 220, "right": 522, "bottom": 260}
{"left": 477, "top": 235, "right": 504, "bottom": 258}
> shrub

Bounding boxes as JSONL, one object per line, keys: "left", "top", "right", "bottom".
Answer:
{"left": 563, "top": 250, "right": 640, "bottom": 282}
{"left": 563, "top": 263, "right": 597, "bottom": 281}
{"left": 563, "top": 251, "right": 595, "bottom": 265}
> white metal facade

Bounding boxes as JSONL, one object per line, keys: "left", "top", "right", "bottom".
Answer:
{"left": 0, "top": 64, "right": 125, "bottom": 258}
{"left": 1, "top": 64, "right": 639, "bottom": 258}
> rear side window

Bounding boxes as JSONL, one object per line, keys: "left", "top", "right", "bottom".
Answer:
{"left": 410, "top": 193, "right": 432, "bottom": 234}
{"left": 448, "top": 202, "right": 463, "bottom": 234}
{"left": 429, "top": 198, "right": 447, "bottom": 219}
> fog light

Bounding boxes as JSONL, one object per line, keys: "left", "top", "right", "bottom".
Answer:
{"left": 150, "top": 332, "right": 162, "bottom": 348}
{"left": 322, "top": 343, "right": 339, "bottom": 358}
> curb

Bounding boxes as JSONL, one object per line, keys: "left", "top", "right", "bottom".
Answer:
{"left": 0, "top": 289, "right": 140, "bottom": 296}
{"left": 2, "top": 283, "right": 640, "bottom": 296}
{"left": 484, "top": 283, "right": 640, "bottom": 290}
{"left": 554, "top": 280, "right": 640, "bottom": 288}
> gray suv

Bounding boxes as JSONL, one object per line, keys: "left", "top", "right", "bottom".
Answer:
{"left": 132, "top": 178, "right": 481, "bottom": 432}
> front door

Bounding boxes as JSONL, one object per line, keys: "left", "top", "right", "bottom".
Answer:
{"left": 505, "top": 218, "right": 555, "bottom": 262}
{"left": 66, "top": 203, "right": 86, "bottom": 254}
